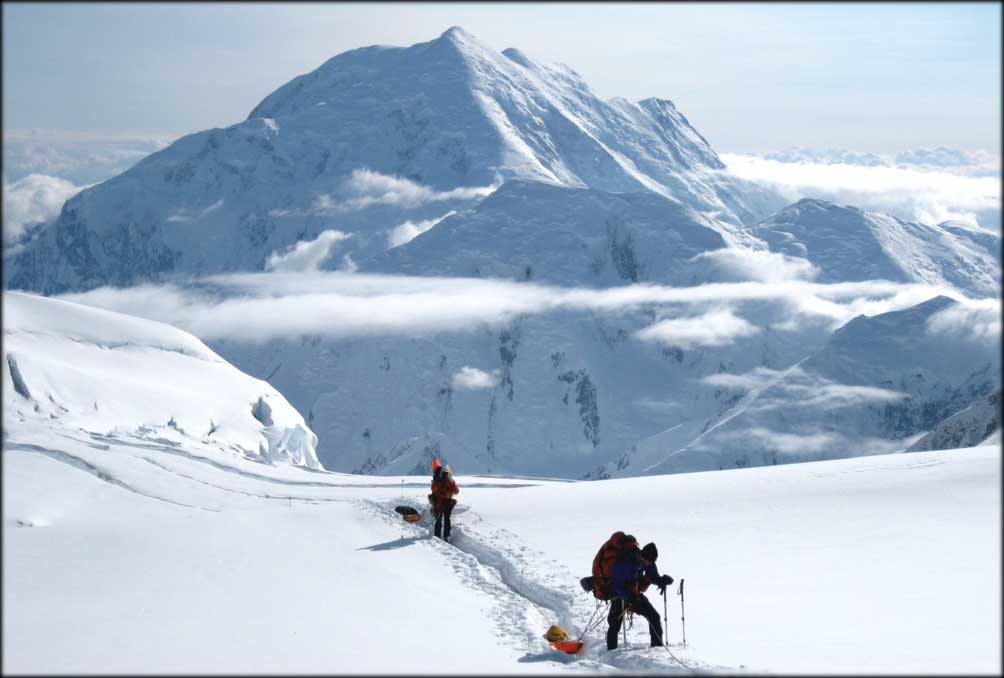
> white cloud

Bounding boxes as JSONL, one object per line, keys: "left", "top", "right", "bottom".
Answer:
{"left": 264, "top": 230, "right": 352, "bottom": 273}
{"left": 451, "top": 366, "right": 501, "bottom": 391}
{"left": 313, "top": 169, "right": 497, "bottom": 213}
{"left": 55, "top": 271, "right": 964, "bottom": 344}
{"left": 691, "top": 248, "right": 819, "bottom": 283}
{"left": 701, "top": 366, "right": 790, "bottom": 391}
{"left": 745, "top": 427, "right": 843, "bottom": 455}
{"left": 634, "top": 309, "right": 760, "bottom": 349}
{"left": 926, "top": 299, "right": 1001, "bottom": 344}
{"left": 720, "top": 153, "right": 1000, "bottom": 229}
{"left": 387, "top": 211, "right": 456, "bottom": 248}
{"left": 2, "top": 173, "right": 88, "bottom": 244}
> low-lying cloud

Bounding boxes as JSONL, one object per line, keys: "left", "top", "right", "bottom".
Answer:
{"left": 3, "top": 173, "right": 88, "bottom": 244}
{"left": 721, "top": 153, "right": 1001, "bottom": 230}
{"left": 3, "top": 130, "right": 175, "bottom": 185}
{"left": 691, "top": 248, "right": 819, "bottom": 283}
{"left": 311, "top": 169, "right": 496, "bottom": 214}
{"left": 635, "top": 308, "right": 760, "bottom": 349}
{"left": 265, "top": 230, "right": 352, "bottom": 273}
{"left": 51, "top": 271, "right": 981, "bottom": 345}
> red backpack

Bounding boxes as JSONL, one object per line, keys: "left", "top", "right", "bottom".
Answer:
{"left": 590, "top": 531, "right": 638, "bottom": 599}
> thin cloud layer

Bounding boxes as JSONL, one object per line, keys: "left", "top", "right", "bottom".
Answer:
{"left": 3, "top": 130, "right": 175, "bottom": 185}
{"left": 721, "top": 153, "right": 1001, "bottom": 229}
{"left": 265, "top": 230, "right": 352, "bottom": 273}
{"left": 312, "top": 169, "right": 497, "bottom": 214}
{"left": 55, "top": 271, "right": 978, "bottom": 344}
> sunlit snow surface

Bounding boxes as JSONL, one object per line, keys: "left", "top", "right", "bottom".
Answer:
{"left": 4, "top": 422, "right": 999, "bottom": 673}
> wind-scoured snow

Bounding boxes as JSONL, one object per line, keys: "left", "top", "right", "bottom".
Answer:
{"left": 3, "top": 291, "right": 320, "bottom": 470}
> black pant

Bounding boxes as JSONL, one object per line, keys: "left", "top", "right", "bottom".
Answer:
{"left": 607, "top": 592, "right": 663, "bottom": 650}
{"left": 433, "top": 499, "right": 455, "bottom": 539}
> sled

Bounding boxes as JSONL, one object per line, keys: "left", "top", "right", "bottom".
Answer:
{"left": 544, "top": 624, "right": 584, "bottom": 654}
{"left": 394, "top": 505, "right": 421, "bottom": 522}
{"left": 551, "top": 639, "right": 584, "bottom": 654}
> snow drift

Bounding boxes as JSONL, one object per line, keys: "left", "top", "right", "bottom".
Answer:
{"left": 3, "top": 291, "right": 320, "bottom": 469}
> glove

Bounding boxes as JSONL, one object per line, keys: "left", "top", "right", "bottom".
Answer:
{"left": 657, "top": 575, "right": 673, "bottom": 592}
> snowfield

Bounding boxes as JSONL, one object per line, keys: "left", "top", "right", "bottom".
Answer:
{"left": 4, "top": 415, "right": 1000, "bottom": 673}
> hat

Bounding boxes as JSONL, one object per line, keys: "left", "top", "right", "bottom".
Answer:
{"left": 432, "top": 459, "right": 442, "bottom": 470}
{"left": 641, "top": 543, "right": 658, "bottom": 562}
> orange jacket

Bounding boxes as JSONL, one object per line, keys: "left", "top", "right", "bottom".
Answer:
{"left": 430, "top": 475, "right": 459, "bottom": 510}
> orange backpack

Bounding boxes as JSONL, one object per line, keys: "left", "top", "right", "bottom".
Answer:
{"left": 590, "top": 531, "right": 638, "bottom": 599}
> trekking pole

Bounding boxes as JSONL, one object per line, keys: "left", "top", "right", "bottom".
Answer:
{"left": 662, "top": 586, "right": 669, "bottom": 647}
{"left": 677, "top": 578, "right": 686, "bottom": 646}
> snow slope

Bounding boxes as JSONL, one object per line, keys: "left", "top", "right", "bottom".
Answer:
{"left": 366, "top": 180, "right": 728, "bottom": 286}
{"left": 3, "top": 291, "right": 320, "bottom": 469}
{"left": 4, "top": 419, "right": 999, "bottom": 673}
{"left": 753, "top": 198, "right": 1001, "bottom": 297}
{"left": 907, "top": 389, "right": 1001, "bottom": 452}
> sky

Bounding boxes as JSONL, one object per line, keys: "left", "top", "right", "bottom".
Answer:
{"left": 2, "top": 2, "right": 1000, "bottom": 154}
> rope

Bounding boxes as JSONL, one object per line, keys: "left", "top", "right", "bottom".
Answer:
{"left": 575, "top": 600, "right": 608, "bottom": 642}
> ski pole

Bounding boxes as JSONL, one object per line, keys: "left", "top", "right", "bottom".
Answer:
{"left": 677, "top": 578, "right": 686, "bottom": 646}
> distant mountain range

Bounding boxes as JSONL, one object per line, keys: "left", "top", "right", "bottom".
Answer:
{"left": 4, "top": 27, "right": 999, "bottom": 478}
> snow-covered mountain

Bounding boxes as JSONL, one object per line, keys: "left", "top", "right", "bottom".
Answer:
{"left": 367, "top": 179, "right": 728, "bottom": 285}
{"left": 610, "top": 296, "right": 1000, "bottom": 477}
{"left": 752, "top": 198, "right": 1001, "bottom": 297}
{"left": 2, "top": 27, "right": 781, "bottom": 294}
{"left": 3, "top": 291, "right": 320, "bottom": 469}
{"left": 2, "top": 27, "right": 999, "bottom": 481}
{"left": 907, "top": 389, "right": 1001, "bottom": 453}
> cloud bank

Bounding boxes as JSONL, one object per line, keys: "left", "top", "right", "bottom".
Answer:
{"left": 3, "top": 130, "right": 175, "bottom": 185}
{"left": 3, "top": 173, "right": 88, "bottom": 244}
{"left": 52, "top": 271, "right": 980, "bottom": 346}
{"left": 721, "top": 153, "right": 1001, "bottom": 229}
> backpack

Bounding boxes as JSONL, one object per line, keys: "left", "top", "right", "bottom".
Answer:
{"left": 590, "top": 531, "right": 638, "bottom": 600}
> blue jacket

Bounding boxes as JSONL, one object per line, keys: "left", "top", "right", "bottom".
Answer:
{"left": 611, "top": 551, "right": 663, "bottom": 600}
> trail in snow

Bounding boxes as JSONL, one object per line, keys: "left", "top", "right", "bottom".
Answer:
{"left": 364, "top": 498, "right": 724, "bottom": 674}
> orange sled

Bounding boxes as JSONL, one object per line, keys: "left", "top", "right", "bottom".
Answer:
{"left": 551, "top": 640, "right": 584, "bottom": 654}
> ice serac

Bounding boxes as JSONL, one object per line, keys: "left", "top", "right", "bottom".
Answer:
{"left": 2, "top": 291, "right": 321, "bottom": 470}
{"left": 907, "top": 390, "right": 1001, "bottom": 453}
{"left": 3, "top": 26, "right": 782, "bottom": 294}
{"left": 622, "top": 296, "right": 1000, "bottom": 477}
{"left": 753, "top": 198, "right": 1001, "bottom": 297}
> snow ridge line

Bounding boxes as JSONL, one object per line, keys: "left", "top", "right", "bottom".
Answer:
{"left": 5, "top": 441, "right": 218, "bottom": 512}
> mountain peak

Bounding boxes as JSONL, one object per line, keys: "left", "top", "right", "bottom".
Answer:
{"left": 440, "top": 25, "right": 472, "bottom": 41}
